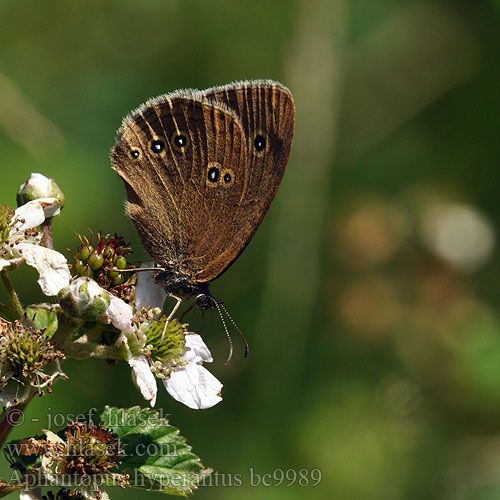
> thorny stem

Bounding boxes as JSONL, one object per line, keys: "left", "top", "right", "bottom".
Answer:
{"left": 41, "top": 219, "right": 54, "bottom": 250}
{"left": 0, "top": 271, "right": 23, "bottom": 319}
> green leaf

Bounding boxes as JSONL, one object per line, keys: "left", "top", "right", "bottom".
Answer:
{"left": 3, "top": 437, "right": 43, "bottom": 472}
{"left": 26, "top": 305, "right": 58, "bottom": 338}
{"left": 5, "top": 407, "right": 211, "bottom": 497}
{"left": 96, "top": 406, "right": 211, "bottom": 496}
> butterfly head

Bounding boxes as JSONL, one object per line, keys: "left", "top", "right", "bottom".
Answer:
{"left": 194, "top": 293, "right": 217, "bottom": 311}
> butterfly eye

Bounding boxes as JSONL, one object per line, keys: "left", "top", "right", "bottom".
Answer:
{"left": 150, "top": 139, "right": 165, "bottom": 154}
{"left": 129, "top": 148, "right": 141, "bottom": 159}
{"left": 171, "top": 131, "right": 190, "bottom": 152}
{"left": 254, "top": 134, "right": 267, "bottom": 153}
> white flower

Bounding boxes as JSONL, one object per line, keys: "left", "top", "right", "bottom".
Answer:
{"left": 18, "top": 243, "right": 70, "bottom": 296}
{"left": 73, "top": 262, "right": 223, "bottom": 409}
{"left": 20, "top": 491, "right": 40, "bottom": 500}
{"left": 0, "top": 198, "right": 70, "bottom": 295}
{"left": 14, "top": 197, "right": 62, "bottom": 229}
{"left": 127, "top": 332, "right": 223, "bottom": 410}
{"left": 123, "top": 266, "right": 223, "bottom": 409}
{"left": 105, "top": 262, "right": 161, "bottom": 334}
{"left": 58, "top": 277, "right": 136, "bottom": 336}
{"left": 105, "top": 294, "right": 134, "bottom": 333}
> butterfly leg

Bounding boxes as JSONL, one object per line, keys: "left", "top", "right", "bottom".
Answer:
{"left": 160, "top": 294, "right": 182, "bottom": 343}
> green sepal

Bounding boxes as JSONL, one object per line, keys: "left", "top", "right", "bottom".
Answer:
{"left": 26, "top": 305, "right": 59, "bottom": 338}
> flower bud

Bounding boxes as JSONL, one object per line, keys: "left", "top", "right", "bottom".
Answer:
{"left": 58, "top": 277, "right": 110, "bottom": 322}
{"left": 17, "top": 173, "right": 65, "bottom": 208}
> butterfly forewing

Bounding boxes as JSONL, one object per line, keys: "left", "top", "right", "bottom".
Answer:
{"left": 112, "top": 95, "right": 247, "bottom": 276}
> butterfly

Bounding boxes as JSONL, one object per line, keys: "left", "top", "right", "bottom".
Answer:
{"left": 111, "top": 80, "right": 295, "bottom": 357}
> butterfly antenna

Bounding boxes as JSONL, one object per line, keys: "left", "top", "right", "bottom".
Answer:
{"left": 214, "top": 301, "right": 233, "bottom": 366}
{"left": 219, "top": 303, "right": 249, "bottom": 358}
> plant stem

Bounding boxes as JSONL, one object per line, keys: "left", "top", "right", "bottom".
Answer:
{"left": 0, "top": 474, "right": 39, "bottom": 498}
{"left": 0, "top": 481, "right": 29, "bottom": 499}
{"left": 50, "top": 313, "right": 81, "bottom": 346}
{"left": 0, "top": 392, "right": 35, "bottom": 451}
{"left": 0, "top": 271, "right": 23, "bottom": 319}
{"left": 0, "top": 302, "right": 16, "bottom": 321}
{"left": 41, "top": 219, "right": 54, "bottom": 250}
{"left": 63, "top": 341, "right": 122, "bottom": 360}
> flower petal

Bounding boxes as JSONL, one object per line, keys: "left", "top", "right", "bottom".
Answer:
{"left": 184, "top": 333, "right": 214, "bottom": 364}
{"left": 0, "top": 378, "right": 31, "bottom": 410}
{"left": 106, "top": 295, "right": 134, "bottom": 333}
{"left": 0, "top": 256, "right": 23, "bottom": 271}
{"left": 164, "top": 363, "right": 222, "bottom": 410}
{"left": 130, "top": 355, "right": 157, "bottom": 407}
{"left": 20, "top": 490, "right": 40, "bottom": 500}
{"left": 13, "top": 198, "right": 62, "bottom": 231}
{"left": 17, "top": 243, "right": 70, "bottom": 295}
{"left": 135, "top": 262, "right": 166, "bottom": 310}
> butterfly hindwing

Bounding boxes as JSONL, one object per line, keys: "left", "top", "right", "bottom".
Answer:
{"left": 197, "top": 80, "right": 295, "bottom": 281}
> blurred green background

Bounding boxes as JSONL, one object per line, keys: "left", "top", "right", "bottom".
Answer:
{"left": 2, "top": 0, "right": 500, "bottom": 498}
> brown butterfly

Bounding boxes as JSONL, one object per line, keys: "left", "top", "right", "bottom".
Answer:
{"left": 111, "top": 80, "right": 295, "bottom": 355}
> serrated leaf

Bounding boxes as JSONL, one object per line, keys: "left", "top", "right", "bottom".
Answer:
{"left": 95, "top": 406, "right": 211, "bottom": 496}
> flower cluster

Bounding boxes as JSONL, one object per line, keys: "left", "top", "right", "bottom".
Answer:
{"left": 17, "top": 422, "right": 125, "bottom": 499}
{"left": 0, "top": 317, "right": 65, "bottom": 409}
{"left": 0, "top": 173, "right": 223, "bottom": 413}
{"left": 62, "top": 422, "right": 123, "bottom": 476}
{"left": 0, "top": 168, "right": 224, "bottom": 500}
{"left": 70, "top": 231, "right": 135, "bottom": 302}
